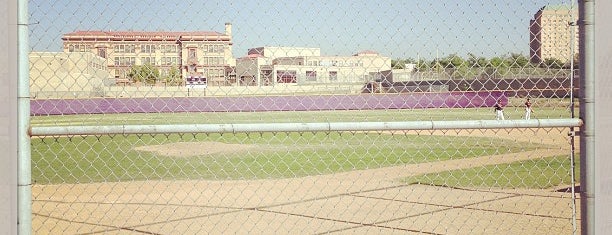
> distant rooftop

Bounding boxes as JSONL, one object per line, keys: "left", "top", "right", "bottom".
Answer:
{"left": 62, "top": 30, "right": 229, "bottom": 41}
{"left": 539, "top": 5, "right": 576, "bottom": 12}
{"left": 354, "top": 50, "right": 379, "bottom": 56}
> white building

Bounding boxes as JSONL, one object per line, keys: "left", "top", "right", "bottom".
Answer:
{"left": 236, "top": 47, "right": 391, "bottom": 86}
{"left": 29, "top": 52, "right": 110, "bottom": 98}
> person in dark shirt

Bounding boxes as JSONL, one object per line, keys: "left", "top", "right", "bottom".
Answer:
{"left": 494, "top": 100, "right": 505, "bottom": 120}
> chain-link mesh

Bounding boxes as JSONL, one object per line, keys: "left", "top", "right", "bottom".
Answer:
{"left": 29, "top": 0, "right": 580, "bottom": 234}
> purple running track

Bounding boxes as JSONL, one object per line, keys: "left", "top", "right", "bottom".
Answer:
{"left": 30, "top": 91, "right": 507, "bottom": 115}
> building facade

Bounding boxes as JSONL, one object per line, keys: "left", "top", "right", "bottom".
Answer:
{"left": 62, "top": 23, "right": 234, "bottom": 86}
{"left": 236, "top": 47, "right": 391, "bottom": 86}
{"left": 530, "top": 5, "right": 579, "bottom": 64}
{"left": 29, "top": 52, "right": 110, "bottom": 98}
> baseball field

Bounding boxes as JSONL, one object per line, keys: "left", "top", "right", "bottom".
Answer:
{"left": 30, "top": 97, "right": 580, "bottom": 234}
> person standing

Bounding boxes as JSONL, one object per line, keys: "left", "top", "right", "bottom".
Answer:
{"left": 494, "top": 100, "right": 505, "bottom": 120}
{"left": 524, "top": 98, "right": 534, "bottom": 120}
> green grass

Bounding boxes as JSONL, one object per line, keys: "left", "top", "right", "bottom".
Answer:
{"left": 402, "top": 155, "right": 579, "bottom": 189}
{"left": 31, "top": 107, "right": 573, "bottom": 185}
{"left": 30, "top": 107, "right": 574, "bottom": 127}
{"left": 31, "top": 132, "right": 545, "bottom": 184}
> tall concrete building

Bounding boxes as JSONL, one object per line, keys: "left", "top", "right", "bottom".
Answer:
{"left": 62, "top": 23, "right": 234, "bottom": 86}
{"left": 530, "top": 5, "right": 579, "bottom": 64}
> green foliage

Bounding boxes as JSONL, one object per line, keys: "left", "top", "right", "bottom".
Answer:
{"left": 392, "top": 53, "right": 570, "bottom": 79}
{"left": 437, "top": 54, "right": 465, "bottom": 69}
{"left": 127, "top": 64, "right": 160, "bottom": 85}
{"left": 410, "top": 53, "right": 560, "bottom": 79}
{"left": 489, "top": 56, "right": 507, "bottom": 68}
{"left": 164, "top": 66, "right": 183, "bottom": 85}
{"left": 507, "top": 53, "right": 530, "bottom": 68}
{"left": 467, "top": 53, "right": 488, "bottom": 68}
{"left": 392, "top": 58, "right": 417, "bottom": 69}
{"left": 543, "top": 58, "right": 565, "bottom": 69}
{"left": 416, "top": 59, "right": 430, "bottom": 71}
{"left": 391, "top": 59, "right": 405, "bottom": 69}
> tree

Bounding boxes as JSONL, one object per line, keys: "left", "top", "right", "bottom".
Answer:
{"left": 489, "top": 56, "right": 507, "bottom": 68}
{"left": 430, "top": 59, "right": 443, "bottom": 73}
{"left": 467, "top": 53, "right": 488, "bottom": 68}
{"left": 391, "top": 59, "right": 405, "bottom": 69}
{"left": 542, "top": 58, "right": 564, "bottom": 69}
{"left": 507, "top": 53, "right": 530, "bottom": 68}
{"left": 127, "top": 64, "right": 160, "bottom": 85}
{"left": 415, "top": 59, "right": 430, "bottom": 72}
{"left": 164, "top": 66, "right": 182, "bottom": 85}
{"left": 391, "top": 58, "right": 417, "bottom": 69}
{"left": 448, "top": 54, "right": 466, "bottom": 68}
{"left": 484, "top": 56, "right": 510, "bottom": 79}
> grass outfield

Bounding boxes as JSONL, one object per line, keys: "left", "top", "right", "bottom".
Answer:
{"left": 31, "top": 132, "right": 547, "bottom": 184}
{"left": 30, "top": 107, "right": 574, "bottom": 126}
{"left": 402, "top": 155, "right": 579, "bottom": 189}
{"left": 30, "top": 107, "right": 570, "bottom": 185}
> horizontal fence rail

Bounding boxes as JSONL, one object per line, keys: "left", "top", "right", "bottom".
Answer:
{"left": 30, "top": 119, "right": 582, "bottom": 136}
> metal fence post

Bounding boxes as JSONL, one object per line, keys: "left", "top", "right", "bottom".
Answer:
{"left": 579, "top": 0, "right": 595, "bottom": 234}
{"left": 17, "top": 0, "right": 31, "bottom": 233}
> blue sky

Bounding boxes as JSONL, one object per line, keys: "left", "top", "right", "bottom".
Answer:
{"left": 29, "top": 0, "right": 574, "bottom": 60}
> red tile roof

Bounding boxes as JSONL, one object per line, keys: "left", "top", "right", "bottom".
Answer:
{"left": 354, "top": 50, "right": 379, "bottom": 56}
{"left": 62, "top": 30, "right": 229, "bottom": 41}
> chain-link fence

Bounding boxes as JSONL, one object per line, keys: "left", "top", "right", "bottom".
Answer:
{"left": 28, "top": 0, "right": 582, "bottom": 234}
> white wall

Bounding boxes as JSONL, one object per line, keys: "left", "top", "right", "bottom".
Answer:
{"left": 1, "top": 0, "right": 17, "bottom": 233}
{"left": 29, "top": 52, "right": 109, "bottom": 98}
{"left": 595, "top": 0, "right": 612, "bottom": 233}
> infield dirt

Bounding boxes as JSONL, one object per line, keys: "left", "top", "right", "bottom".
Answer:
{"left": 32, "top": 128, "right": 579, "bottom": 234}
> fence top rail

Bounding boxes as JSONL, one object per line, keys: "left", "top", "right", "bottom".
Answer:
{"left": 29, "top": 119, "right": 582, "bottom": 136}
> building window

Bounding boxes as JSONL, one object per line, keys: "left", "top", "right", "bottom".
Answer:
{"left": 306, "top": 71, "right": 317, "bottom": 81}
{"left": 141, "top": 45, "right": 156, "bottom": 54}
{"left": 307, "top": 60, "right": 319, "bottom": 66}
{"left": 189, "top": 48, "right": 197, "bottom": 58}
{"left": 68, "top": 44, "right": 91, "bottom": 52}
{"left": 98, "top": 48, "right": 106, "bottom": 58}
{"left": 203, "top": 57, "right": 224, "bottom": 65}
{"left": 114, "top": 57, "right": 136, "bottom": 66}
{"left": 188, "top": 64, "right": 197, "bottom": 73}
{"left": 206, "top": 44, "right": 223, "bottom": 53}
{"left": 329, "top": 71, "right": 337, "bottom": 81}
{"left": 141, "top": 57, "right": 155, "bottom": 65}
{"left": 160, "top": 44, "right": 178, "bottom": 53}
{"left": 161, "top": 57, "right": 179, "bottom": 65}
{"left": 277, "top": 70, "right": 297, "bottom": 83}
{"left": 114, "top": 44, "right": 136, "bottom": 53}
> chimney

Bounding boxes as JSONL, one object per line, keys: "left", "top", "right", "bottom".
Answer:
{"left": 225, "top": 22, "right": 232, "bottom": 37}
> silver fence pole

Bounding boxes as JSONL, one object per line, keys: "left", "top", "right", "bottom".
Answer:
{"left": 30, "top": 119, "right": 583, "bottom": 136}
{"left": 578, "top": 0, "right": 595, "bottom": 234}
{"left": 569, "top": 1, "right": 578, "bottom": 234}
{"left": 17, "top": 0, "right": 32, "bottom": 234}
